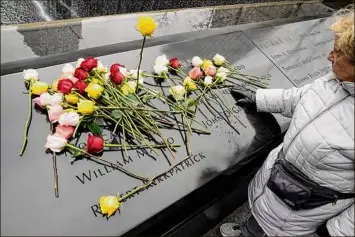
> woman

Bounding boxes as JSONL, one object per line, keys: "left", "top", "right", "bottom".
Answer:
{"left": 220, "top": 5, "right": 354, "bottom": 236}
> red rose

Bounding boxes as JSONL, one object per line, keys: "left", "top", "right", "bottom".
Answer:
{"left": 110, "top": 63, "right": 125, "bottom": 75}
{"left": 110, "top": 71, "right": 124, "bottom": 85}
{"left": 169, "top": 57, "right": 181, "bottom": 69}
{"left": 86, "top": 134, "right": 104, "bottom": 154}
{"left": 80, "top": 57, "right": 98, "bottom": 72}
{"left": 74, "top": 68, "right": 88, "bottom": 80}
{"left": 74, "top": 80, "right": 88, "bottom": 94}
{"left": 58, "top": 79, "right": 74, "bottom": 94}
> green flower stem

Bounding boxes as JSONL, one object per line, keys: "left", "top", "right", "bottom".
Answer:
{"left": 118, "top": 155, "right": 194, "bottom": 202}
{"left": 52, "top": 152, "right": 59, "bottom": 198}
{"left": 104, "top": 143, "right": 181, "bottom": 149}
{"left": 98, "top": 106, "right": 181, "bottom": 114}
{"left": 228, "top": 76, "right": 267, "bottom": 89}
{"left": 20, "top": 81, "right": 33, "bottom": 156}
{"left": 73, "top": 116, "right": 84, "bottom": 138}
{"left": 73, "top": 91, "right": 87, "bottom": 100}
{"left": 136, "top": 36, "right": 146, "bottom": 93}
{"left": 66, "top": 143, "right": 149, "bottom": 182}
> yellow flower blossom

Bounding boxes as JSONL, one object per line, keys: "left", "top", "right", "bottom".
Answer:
{"left": 136, "top": 16, "right": 157, "bottom": 37}
{"left": 52, "top": 79, "right": 59, "bottom": 91}
{"left": 31, "top": 81, "right": 49, "bottom": 95}
{"left": 91, "top": 78, "right": 103, "bottom": 85}
{"left": 85, "top": 83, "right": 104, "bottom": 99}
{"left": 77, "top": 99, "right": 95, "bottom": 115}
{"left": 201, "top": 59, "right": 213, "bottom": 71}
{"left": 121, "top": 82, "right": 136, "bottom": 95}
{"left": 65, "top": 94, "right": 79, "bottom": 105}
{"left": 99, "top": 196, "right": 121, "bottom": 217}
{"left": 183, "top": 77, "right": 197, "bottom": 91}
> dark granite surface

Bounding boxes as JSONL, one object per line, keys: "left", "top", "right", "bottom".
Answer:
{"left": 1, "top": 2, "right": 333, "bottom": 64}
{"left": 1, "top": 16, "right": 335, "bottom": 235}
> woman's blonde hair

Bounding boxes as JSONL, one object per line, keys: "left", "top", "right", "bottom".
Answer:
{"left": 330, "top": 4, "right": 354, "bottom": 63}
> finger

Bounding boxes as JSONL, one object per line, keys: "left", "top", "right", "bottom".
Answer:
{"left": 236, "top": 99, "right": 249, "bottom": 107}
{"left": 231, "top": 89, "right": 247, "bottom": 100}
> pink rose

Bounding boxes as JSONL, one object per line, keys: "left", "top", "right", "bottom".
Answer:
{"left": 188, "top": 67, "right": 203, "bottom": 80}
{"left": 48, "top": 105, "right": 64, "bottom": 123}
{"left": 55, "top": 125, "right": 75, "bottom": 139}
{"left": 33, "top": 92, "right": 52, "bottom": 108}
{"left": 67, "top": 75, "right": 79, "bottom": 84}
{"left": 205, "top": 66, "right": 216, "bottom": 77}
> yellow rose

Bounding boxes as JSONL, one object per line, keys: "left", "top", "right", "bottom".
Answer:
{"left": 91, "top": 78, "right": 102, "bottom": 85}
{"left": 183, "top": 77, "right": 197, "bottom": 91}
{"left": 136, "top": 16, "right": 157, "bottom": 37}
{"left": 65, "top": 94, "right": 79, "bottom": 104}
{"left": 120, "top": 82, "right": 135, "bottom": 95}
{"left": 77, "top": 99, "right": 95, "bottom": 115}
{"left": 52, "top": 79, "right": 59, "bottom": 91}
{"left": 201, "top": 59, "right": 213, "bottom": 71}
{"left": 31, "top": 81, "right": 49, "bottom": 95}
{"left": 85, "top": 83, "right": 104, "bottom": 99}
{"left": 99, "top": 196, "right": 121, "bottom": 217}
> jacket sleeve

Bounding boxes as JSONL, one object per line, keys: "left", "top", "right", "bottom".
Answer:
{"left": 255, "top": 83, "right": 312, "bottom": 117}
{"left": 326, "top": 203, "right": 354, "bottom": 236}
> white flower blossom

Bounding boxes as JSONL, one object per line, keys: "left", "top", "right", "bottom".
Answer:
{"left": 215, "top": 72, "right": 227, "bottom": 83}
{"left": 155, "top": 55, "right": 169, "bottom": 66}
{"left": 213, "top": 54, "right": 226, "bottom": 66}
{"left": 45, "top": 134, "right": 67, "bottom": 152}
{"left": 62, "top": 63, "right": 75, "bottom": 74}
{"left": 23, "top": 69, "right": 39, "bottom": 82}
{"left": 153, "top": 64, "right": 169, "bottom": 75}
{"left": 191, "top": 56, "right": 203, "bottom": 67}
{"left": 58, "top": 111, "right": 80, "bottom": 126}
{"left": 169, "top": 85, "right": 186, "bottom": 101}
{"left": 217, "top": 67, "right": 229, "bottom": 74}
{"left": 204, "top": 76, "right": 213, "bottom": 86}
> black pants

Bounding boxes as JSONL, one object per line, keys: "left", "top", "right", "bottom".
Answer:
{"left": 241, "top": 215, "right": 265, "bottom": 236}
{"left": 241, "top": 215, "right": 331, "bottom": 237}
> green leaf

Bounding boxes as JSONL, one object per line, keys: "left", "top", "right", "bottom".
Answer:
{"left": 111, "top": 110, "right": 123, "bottom": 120}
{"left": 185, "top": 98, "right": 198, "bottom": 108}
{"left": 87, "top": 122, "right": 102, "bottom": 135}
{"left": 142, "top": 94, "right": 155, "bottom": 103}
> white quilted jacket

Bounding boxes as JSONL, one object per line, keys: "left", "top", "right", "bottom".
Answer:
{"left": 249, "top": 73, "right": 354, "bottom": 236}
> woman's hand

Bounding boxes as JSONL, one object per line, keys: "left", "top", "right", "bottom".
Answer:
{"left": 230, "top": 87, "right": 256, "bottom": 113}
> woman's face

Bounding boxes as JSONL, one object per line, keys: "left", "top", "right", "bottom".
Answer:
{"left": 327, "top": 42, "right": 354, "bottom": 82}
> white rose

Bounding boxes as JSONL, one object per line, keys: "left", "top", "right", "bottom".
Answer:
{"left": 153, "top": 64, "right": 168, "bottom": 75}
{"left": 119, "top": 67, "right": 129, "bottom": 77}
{"left": 213, "top": 54, "right": 226, "bottom": 66}
{"left": 217, "top": 66, "right": 229, "bottom": 74}
{"left": 95, "top": 61, "right": 108, "bottom": 73}
{"left": 76, "top": 58, "right": 85, "bottom": 68}
{"left": 45, "top": 134, "right": 67, "bottom": 152}
{"left": 129, "top": 69, "right": 143, "bottom": 80}
{"left": 155, "top": 55, "right": 169, "bottom": 66}
{"left": 204, "top": 76, "right": 213, "bottom": 86}
{"left": 192, "top": 56, "right": 203, "bottom": 67}
{"left": 127, "top": 81, "right": 138, "bottom": 91}
{"left": 48, "top": 93, "right": 63, "bottom": 106}
{"left": 58, "top": 111, "right": 80, "bottom": 126}
{"left": 62, "top": 63, "right": 75, "bottom": 74}
{"left": 33, "top": 92, "right": 52, "bottom": 107}
{"left": 23, "top": 69, "right": 39, "bottom": 81}
{"left": 215, "top": 72, "right": 227, "bottom": 83}
{"left": 169, "top": 85, "right": 186, "bottom": 101}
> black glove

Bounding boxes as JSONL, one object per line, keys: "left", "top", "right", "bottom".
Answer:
{"left": 230, "top": 87, "right": 257, "bottom": 113}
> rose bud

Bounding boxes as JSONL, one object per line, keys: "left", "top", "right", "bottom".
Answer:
{"left": 86, "top": 134, "right": 104, "bottom": 154}
{"left": 80, "top": 57, "right": 98, "bottom": 72}
{"left": 188, "top": 67, "right": 203, "bottom": 80}
{"left": 205, "top": 66, "right": 217, "bottom": 77}
{"left": 74, "top": 80, "right": 88, "bottom": 94}
{"left": 57, "top": 79, "right": 74, "bottom": 94}
{"left": 74, "top": 68, "right": 89, "bottom": 80}
{"left": 110, "top": 71, "right": 125, "bottom": 85}
{"left": 110, "top": 63, "right": 125, "bottom": 75}
{"left": 169, "top": 57, "right": 181, "bottom": 69}
{"left": 55, "top": 125, "right": 75, "bottom": 140}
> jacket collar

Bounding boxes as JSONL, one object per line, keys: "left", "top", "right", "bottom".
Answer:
{"left": 329, "top": 73, "right": 355, "bottom": 96}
